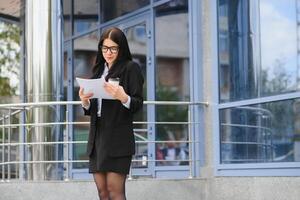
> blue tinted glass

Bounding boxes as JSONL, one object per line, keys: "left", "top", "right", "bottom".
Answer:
{"left": 260, "top": 0, "right": 298, "bottom": 96}
{"left": 100, "top": 0, "right": 150, "bottom": 22}
{"left": 155, "top": 0, "right": 190, "bottom": 167}
{"left": 74, "top": 0, "right": 99, "bottom": 35}
{"left": 63, "top": 0, "right": 71, "bottom": 38}
{"left": 220, "top": 99, "right": 300, "bottom": 163}
{"left": 218, "top": 0, "right": 299, "bottom": 103}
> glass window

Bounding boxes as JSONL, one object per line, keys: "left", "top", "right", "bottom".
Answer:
{"left": 73, "top": 0, "right": 99, "bottom": 34}
{"left": 260, "top": 0, "right": 298, "bottom": 96}
{"left": 100, "top": 0, "right": 150, "bottom": 22}
{"left": 218, "top": 0, "right": 299, "bottom": 103}
{"left": 155, "top": 0, "right": 189, "bottom": 166}
{"left": 63, "top": 0, "right": 72, "bottom": 38}
{"left": 0, "top": 20, "right": 21, "bottom": 178}
{"left": 0, "top": 21, "right": 20, "bottom": 102}
{"left": 220, "top": 99, "right": 300, "bottom": 164}
{"left": 72, "top": 31, "right": 99, "bottom": 169}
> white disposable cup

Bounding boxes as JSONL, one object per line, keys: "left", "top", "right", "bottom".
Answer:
{"left": 108, "top": 78, "right": 120, "bottom": 86}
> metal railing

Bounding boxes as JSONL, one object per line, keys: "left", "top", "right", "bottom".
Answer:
{"left": 0, "top": 100, "right": 208, "bottom": 181}
{"left": 220, "top": 106, "right": 275, "bottom": 163}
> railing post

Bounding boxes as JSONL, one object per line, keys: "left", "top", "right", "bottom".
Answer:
{"left": 7, "top": 109, "right": 11, "bottom": 181}
{"left": 188, "top": 105, "right": 193, "bottom": 178}
{"left": 128, "top": 165, "right": 133, "bottom": 180}
{"left": 1, "top": 114, "right": 5, "bottom": 182}
{"left": 63, "top": 109, "right": 70, "bottom": 181}
{"left": 19, "top": 107, "right": 26, "bottom": 180}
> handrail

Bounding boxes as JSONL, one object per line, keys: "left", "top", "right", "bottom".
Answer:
{"left": 0, "top": 100, "right": 209, "bottom": 109}
{"left": 0, "top": 121, "right": 201, "bottom": 128}
{"left": 0, "top": 140, "right": 201, "bottom": 147}
{"left": 0, "top": 100, "right": 207, "bottom": 181}
{"left": 0, "top": 100, "right": 209, "bottom": 123}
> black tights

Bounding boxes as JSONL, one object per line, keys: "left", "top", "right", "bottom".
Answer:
{"left": 93, "top": 172, "right": 127, "bottom": 200}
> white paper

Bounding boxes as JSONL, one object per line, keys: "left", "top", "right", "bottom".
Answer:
{"left": 76, "top": 77, "right": 114, "bottom": 99}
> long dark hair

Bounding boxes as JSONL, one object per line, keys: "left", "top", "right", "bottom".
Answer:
{"left": 92, "top": 27, "right": 132, "bottom": 80}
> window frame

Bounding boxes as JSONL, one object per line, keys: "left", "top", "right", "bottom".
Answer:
{"left": 214, "top": 0, "right": 300, "bottom": 176}
{"left": 62, "top": 0, "right": 204, "bottom": 179}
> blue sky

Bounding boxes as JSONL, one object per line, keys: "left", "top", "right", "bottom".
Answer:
{"left": 260, "top": 0, "right": 298, "bottom": 84}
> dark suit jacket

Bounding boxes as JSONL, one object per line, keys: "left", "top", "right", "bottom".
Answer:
{"left": 83, "top": 61, "right": 144, "bottom": 157}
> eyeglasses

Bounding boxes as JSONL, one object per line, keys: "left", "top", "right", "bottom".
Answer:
{"left": 100, "top": 45, "right": 119, "bottom": 54}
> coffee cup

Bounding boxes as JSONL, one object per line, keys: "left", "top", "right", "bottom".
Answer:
{"left": 108, "top": 78, "right": 120, "bottom": 86}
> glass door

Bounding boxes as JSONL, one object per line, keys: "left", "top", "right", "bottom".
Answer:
{"left": 103, "top": 14, "right": 154, "bottom": 176}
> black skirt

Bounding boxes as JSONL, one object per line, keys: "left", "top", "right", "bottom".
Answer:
{"left": 88, "top": 118, "right": 132, "bottom": 175}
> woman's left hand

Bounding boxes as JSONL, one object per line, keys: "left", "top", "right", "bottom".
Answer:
{"left": 104, "top": 82, "right": 129, "bottom": 103}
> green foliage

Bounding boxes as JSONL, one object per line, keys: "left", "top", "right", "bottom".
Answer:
{"left": 155, "top": 85, "right": 188, "bottom": 141}
{"left": 0, "top": 77, "right": 16, "bottom": 96}
{"left": 261, "top": 59, "right": 291, "bottom": 95}
{"left": 261, "top": 58, "right": 296, "bottom": 143}
{"left": 0, "top": 21, "right": 20, "bottom": 96}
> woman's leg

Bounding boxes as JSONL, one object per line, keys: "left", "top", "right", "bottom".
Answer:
{"left": 93, "top": 172, "right": 109, "bottom": 200}
{"left": 106, "top": 172, "right": 127, "bottom": 200}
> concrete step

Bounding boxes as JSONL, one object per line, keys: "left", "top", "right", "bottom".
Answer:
{"left": 0, "top": 179, "right": 204, "bottom": 200}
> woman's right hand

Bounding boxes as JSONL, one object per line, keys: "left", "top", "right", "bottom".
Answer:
{"left": 79, "top": 87, "right": 93, "bottom": 107}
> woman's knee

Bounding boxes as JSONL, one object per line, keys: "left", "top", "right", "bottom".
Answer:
{"left": 93, "top": 173, "right": 109, "bottom": 199}
{"left": 106, "top": 175, "right": 126, "bottom": 196}
{"left": 97, "top": 186, "right": 108, "bottom": 194}
{"left": 107, "top": 182, "right": 117, "bottom": 194}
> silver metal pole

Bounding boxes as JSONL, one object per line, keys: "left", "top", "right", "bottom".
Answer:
{"left": 25, "top": 0, "right": 57, "bottom": 180}
{"left": 1, "top": 115, "right": 5, "bottom": 182}
{"left": 188, "top": 106, "right": 193, "bottom": 178}
{"left": 64, "top": 110, "right": 69, "bottom": 181}
{"left": 0, "top": 100, "right": 209, "bottom": 109}
{"left": 128, "top": 166, "right": 133, "bottom": 180}
{"left": 8, "top": 109, "right": 11, "bottom": 181}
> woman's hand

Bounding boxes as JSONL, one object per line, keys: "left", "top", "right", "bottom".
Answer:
{"left": 79, "top": 87, "right": 93, "bottom": 107}
{"left": 104, "top": 82, "right": 128, "bottom": 103}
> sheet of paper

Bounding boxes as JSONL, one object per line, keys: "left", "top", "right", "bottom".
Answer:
{"left": 76, "top": 77, "right": 114, "bottom": 99}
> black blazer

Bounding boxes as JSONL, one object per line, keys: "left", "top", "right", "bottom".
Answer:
{"left": 83, "top": 61, "right": 144, "bottom": 157}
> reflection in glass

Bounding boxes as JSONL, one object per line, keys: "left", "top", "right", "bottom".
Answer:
{"left": 220, "top": 99, "right": 300, "bottom": 163}
{"left": 74, "top": 0, "right": 99, "bottom": 34}
{"left": 100, "top": 0, "right": 150, "bottom": 22}
{"left": 123, "top": 23, "right": 148, "bottom": 168}
{"left": 155, "top": 0, "right": 189, "bottom": 166}
{"left": 73, "top": 32, "right": 98, "bottom": 81}
{"left": 0, "top": 20, "right": 24, "bottom": 179}
{"left": 72, "top": 31, "right": 99, "bottom": 168}
{"left": 260, "top": 0, "right": 298, "bottom": 96}
{"left": 63, "top": 0, "right": 71, "bottom": 38}
{"left": 218, "top": 0, "right": 257, "bottom": 102}
{"left": 0, "top": 21, "right": 21, "bottom": 178}
{"left": 0, "top": 22, "right": 20, "bottom": 103}
{"left": 218, "top": 0, "right": 300, "bottom": 102}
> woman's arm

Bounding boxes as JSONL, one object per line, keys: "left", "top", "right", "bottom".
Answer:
{"left": 79, "top": 87, "right": 94, "bottom": 116}
{"left": 127, "top": 62, "right": 144, "bottom": 114}
{"left": 102, "top": 62, "right": 144, "bottom": 114}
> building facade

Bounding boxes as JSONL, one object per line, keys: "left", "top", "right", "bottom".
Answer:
{"left": 1, "top": 0, "right": 300, "bottom": 199}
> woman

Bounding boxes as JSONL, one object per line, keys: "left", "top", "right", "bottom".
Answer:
{"left": 79, "top": 27, "right": 144, "bottom": 200}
